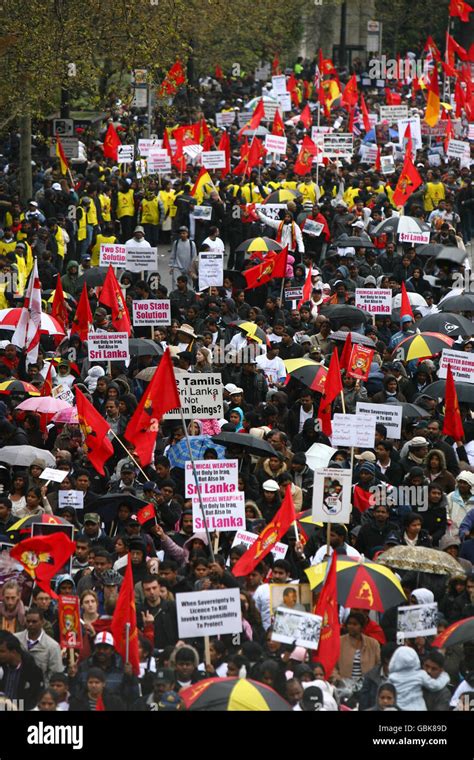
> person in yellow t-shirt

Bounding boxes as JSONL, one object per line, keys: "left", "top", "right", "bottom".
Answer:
{"left": 139, "top": 190, "right": 162, "bottom": 247}
{"left": 115, "top": 180, "right": 136, "bottom": 242}
{"left": 0, "top": 230, "right": 17, "bottom": 258}
{"left": 158, "top": 181, "right": 175, "bottom": 242}
{"left": 99, "top": 189, "right": 112, "bottom": 222}
{"left": 298, "top": 174, "right": 320, "bottom": 205}
{"left": 423, "top": 173, "right": 446, "bottom": 213}
{"left": 90, "top": 223, "right": 117, "bottom": 267}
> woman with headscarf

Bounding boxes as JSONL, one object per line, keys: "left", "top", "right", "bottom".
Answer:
{"left": 366, "top": 682, "right": 400, "bottom": 711}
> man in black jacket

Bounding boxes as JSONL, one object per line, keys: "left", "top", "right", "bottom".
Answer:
{"left": 136, "top": 575, "right": 179, "bottom": 650}
{"left": 0, "top": 631, "right": 44, "bottom": 710}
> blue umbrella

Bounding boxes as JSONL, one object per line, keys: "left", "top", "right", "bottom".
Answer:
{"left": 362, "top": 128, "right": 398, "bottom": 143}
{"left": 168, "top": 436, "right": 227, "bottom": 469}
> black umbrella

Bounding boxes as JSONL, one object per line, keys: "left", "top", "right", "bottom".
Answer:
{"left": 417, "top": 380, "right": 474, "bottom": 405}
{"left": 94, "top": 493, "right": 150, "bottom": 523}
{"left": 224, "top": 270, "right": 247, "bottom": 290}
{"left": 320, "top": 304, "right": 370, "bottom": 325}
{"left": 434, "top": 247, "right": 466, "bottom": 265}
{"left": 76, "top": 268, "right": 108, "bottom": 289}
{"left": 211, "top": 432, "right": 282, "bottom": 459}
{"left": 334, "top": 234, "right": 376, "bottom": 248}
{"left": 417, "top": 312, "right": 474, "bottom": 337}
{"left": 439, "top": 294, "right": 474, "bottom": 313}
{"left": 329, "top": 330, "right": 376, "bottom": 347}
{"left": 128, "top": 338, "right": 163, "bottom": 357}
{"left": 385, "top": 401, "right": 430, "bottom": 419}
{"left": 415, "top": 244, "right": 444, "bottom": 258}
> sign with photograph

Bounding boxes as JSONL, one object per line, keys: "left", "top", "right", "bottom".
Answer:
{"left": 176, "top": 588, "right": 242, "bottom": 638}
{"left": 192, "top": 205, "right": 213, "bottom": 221}
{"left": 229, "top": 529, "right": 288, "bottom": 561}
{"left": 302, "top": 220, "right": 324, "bottom": 237}
{"left": 397, "top": 602, "right": 438, "bottom": 642}
{"left": 270, "top": 583, "right": 312, "bottom": 615}
{"left": 312, "top": 468, "right": 353, "bottom": 523}
{"left": 272, "top": 608, "right": 322, "bottom": 650}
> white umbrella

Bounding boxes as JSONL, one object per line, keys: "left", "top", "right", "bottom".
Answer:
{"left": 0, "top": 445, "right": 56, "bottom": 467}
{"left": 0, "top": 309, "right": 65, "bottom": 336}
{"left": 372, "top": 216, "right": 429, "bottom": 236}
{"left": 392, "top": 292, "right": 428, "bottom": 309}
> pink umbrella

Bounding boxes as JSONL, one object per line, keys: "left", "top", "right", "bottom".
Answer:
{"left": 15, "top": 397, "right": 71, "bottom": 414}
{"left": 51, "top": 406, "right": 79, "bottom": 424}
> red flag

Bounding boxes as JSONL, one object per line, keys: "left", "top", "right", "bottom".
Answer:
{"left": 103, "top": 123, "right": 122, "bottom": 161}
{"left": 99, "top": 266, "right": 131, "bottom": 335}
{"left": 243, "top": 247, "right": 288, "bottom": 290}
{"left": 55, "top": 134, "right": 69, "bottom": 176}
{"left": 449, "top": 0, "right": 473, "bottom": 21}
{"left": 51, "top": 273, "right": 68, "bottom": 330}
{"left": 375, "top": 145, "right": 381, "bottom": 172}
{"left": 217, "top": 130, "right": 231, "bottom": 177}
{"left": 162, "top": 129, "right": 172, "bottom": 157}
{"left": 297, "top": 267, "right": 314, "bottom": 309}
{"left": 40, "top": 362, "right": 54, "bottom": 397}
{"left": 76, "top": 387, "right": 114, "bottom": 475}
{"left": 444, "top": 115, "right": 454, "bottom": 153}
{"left": 299, "top": 103, "right": 312, "bottom": 129}
{"left": 400, "top": 281, "right": 415, "bottom": 320}
{"left": 455, "top": 78, "right": 467, "bottom": 117}
{"left": 341, "top": 74, "right": 358, "bottom": 109}
{"left": 272, "top": 109, "right": 286, "bottom": 137}
{"left": 95, "top": 694, "right": 106, "bottom": 711}
{"left": 447, "top": 34, "right": 468, "bottom": 64}
{"left": 339, "top": 332, "right": 353, "bottom": 372}
{"left": 233, "top": 137, "right": 265, "bottom": 176}
{"left": 159, "top": 60, "right": 186, "bottom": 96}
{"left": 424, "top": 36, "right": 441, "bottom": 62}
{"left": 137, "top": 503, "right": 156, "bottom": 525}
{"left": 318, "top": 350, "right": 343, "bottom": 436}
{"left": 392, "top": 153, "right": 422, "bottom": 207}
{"left": 443, "top": 364, "right": 465, "bottom": 441}
{"left": 360, "top": 94, "right": 371, "bottom": 132}
{"left": 294, "top": 136, "right": 318, "bottom": 176}
{"left": 202, "top": 132, "right": 215, "bottom": 151}
{"left": 11, "top": 533, "right": 76, "bottom": 599}
{"left": 110, "top": 554, "right": 140, "bottom": 676}
{"left": 425, "top": 67, "right": 440, "bottom": 127}
{"left": 313, "top": 551, "right": 340, "bottom": 677}
{"left": 70, "top": 283, "right": 93, "bottom": 341}
{"left": 347, "top": 345, "right": 374, "bottom": 382}
{"left": 232, "top": 487, "right": 296, "bottom": 577}
{"left": 353, "top": 485, "right": 377, "bottom": 513}
{"left": 249, "top": 100, "right": 265, "bottom": 130}
{"left": 215, "top": 65, "right": 223, "bottom": 80}
{"left": 385, "top": 88, "right": 402, "bottom": 105}
{"left": 124, "top": 348, "right": 180, "bottom": 466}
{"left": 272, "top": 55, "right": 280, "bottom": 75}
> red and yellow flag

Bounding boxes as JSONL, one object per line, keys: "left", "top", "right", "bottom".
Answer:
{"left": 103, "top": 123, "right": 122, "bottom": 161}
{"left": 76, "top": 387, "right": 114, "bottom": 475}
{"left": 425, "top": 67, "right": 440, "bottom": 127}
{"left": 51, "top": 273, "right": 68, "bottom": 331}
{"left": 392, "top": 153, "right": 422, "bottom": 207}
{"left": 243, "top": 247, "right": 288, "bottom": 290}
{"left": 272, "top": 109, "right": 286, "bottom": 137}
{"left": 232, "top": 487, "right": 296, "bottom": 577}
{"left": 294, "top": 135, "right": 319, "bottom": 176}
{"left": 55, "top": 135, "right": 69, "bottom": 176}
{"left": 11, "top": 533, "right": 76, "bottom": 599}
{"left": 449, "top": 0, "right": 473, "bottom": 22}
{"left": 312, "top": 551, "right": 340, "bottom": 677}
{"left": 70, "top": 283, "right": 93, "bottom": 341}
{"left": 99, "top": 266, "right": 131, "bottom": 335}
{"left": 111, "top": 554, "right": 140, "bottom": 676}
{"left": 341, "top": 74, "right": 358, "bottom": 109}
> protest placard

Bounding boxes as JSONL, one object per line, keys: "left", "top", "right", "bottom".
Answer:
{"left": 355, "top": 288, "right": 392, "bottom": 314}
{"left": 311, "top": 125, "right": 333, "bottom": 145}
{"left": 117, "top": 144, "right": 134, "bottom": 163}
{"left": 185, "top": 459, "right": 245, "bottom": 532}
{"left": 192, "top": 205, "right": 213, "bottom": 221}
{"left": 331, "top": 413, "right": 376, "bottom": 449}
{"left": 397, "top": 603, "right": 438, "bottom": 642}
{"left": 272, "top": 75, "right": 287, "bottom": 95}
{"left": 447, "top": 139, "right": 470, "bottom": 159}
{"left": 312, "top": 468, "right": 352, "bottom": 523}
{"left": 215, "top": 111, "right": 236, "bottom": 128}
{"left": 272, "top": 608, "right": 322, "bottom": 650}
{"left": 176, "top": 588, "right": 242, "bottom": 638}
{"left": 229, "top": 529, "right": 288, "bottom": 561}
{"left": 125, "top": 247, "right": 158, "bottom": 272}
{"left": 58, "top": 490, "right": 84, "bottom": 511}
{"left": 255, "top": 203, "right": 285, "bottom": 221}
{"left": 87, "top": 332, "right": 130, "bottom": 362}
{"left": 99, "top": 244, "right": 127, "bottom": 267}
{"left": 163, "top": 372, "right": 224, "bottom": 419}
{"left": 138, "top": 138, "right": 162, "bottom": 157}
{"left": 356, "top": 402, "right": 403, "bottom": 438}
{"left": 284, "top": 287, "right": 303, "bottom": 302}
{"left": 398, "top": 230, "right": 431, "bottom": 245}
{"left": 302, "top": 219, "right": 324, "bottom": 237}
{"left": 270, "top": 583, "right": 312, "bottom": 614}
{"left": 397, "top": 116, "right": 422, "bottom": 150}
{"left": 379, "top": 105, "right": 408, "bottom": 121}
{"left": 380, "top": 155, "right": 395, "bottom": 174}
{"left": 58, "top": 596, "right": 83, "bottom": 649}
{"left": 264, "top": 134, "right": 288, "bottom": 155}
{"left": 147, "top": 150, "right": 171, "bottom": 173}
{"left": 132, "top": 299, "right": 171, "bottom": 327}
{"left": 323, "top": 133, "right": 353, "bottom": 157}
{"left": 39, "top": 468, "right": 69, "bottom": 483}
{"left": 52, "top": 383, "right": 75, "bottom": 406}
{"left": 360, "top": 144, "right": 378, "bottom": 164}
{"left": 469, "top": 124, "right": 474, "bottom": 141}
{"left": 438, "top": 349, "right": 474, "bottom": 383}
{"left": 278, "top": 92, "right": 291, "bottom": 112}
{"left": 201, "top": 151, "right": 227, "bottom": 169}
{"left": 199, "top": 250, "right": 224, "bottom": 291}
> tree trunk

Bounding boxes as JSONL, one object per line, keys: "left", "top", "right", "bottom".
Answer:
{"left": 19, "top": 111, "right": 32, "bottom": 203}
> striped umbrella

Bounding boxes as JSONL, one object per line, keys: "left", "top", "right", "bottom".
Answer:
{"left": 234, "top": 321, "right": 268, "bottom": 344}
{"left": 305, "top": 556, "right": 406, "bottom": 612}
{"left": 263, "top": 189, "right": 300, "bottom": 204}
{"left": 393, "top": 332, "right": 454, "bottom": 361}
{"left": 0, "top": 309, "right": 65, "bottom": 336}
{"left": 432, "top": 617, "right": 474, "bottom": 649}
{"left": 285, "top": 360, "right": 327, "bottom": 393}
{"left": 7, "top": 514, "right": 71, "bottom": 542}
{"left": 180, "top": 677, "right": 291, "bottom": 711}
{"left": 236, "top": 237, "right": 283, "bottom": 254}
{"left": 0, "top": 380, "right": 40, "bottom": 396}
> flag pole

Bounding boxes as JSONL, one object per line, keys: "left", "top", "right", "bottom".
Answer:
{"left": 108, "top": 428, "right": 149, "bottom": 481}
{"left": 178, "top": 407, "right": 216, "bottom": 563}
{"left": 125, "top": 621, "right": 130, "bottom": 665}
